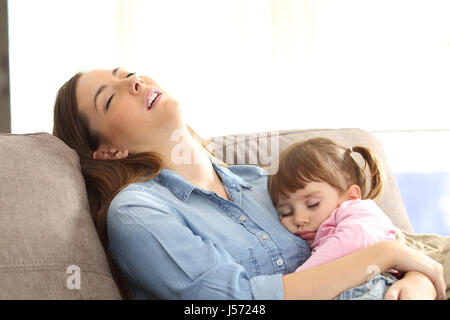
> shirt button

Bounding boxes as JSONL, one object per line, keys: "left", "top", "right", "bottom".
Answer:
{"left": 231, "top": 193, "right": 235, "bottom": 199}
{"left": 276, "top": 258, "right": 284, "bottom": 266}
{"left": 261, "top": 233, "right": 269, "bottom": 240}
{"left": 239, "top": 215, "right": 247, "bottom": 222}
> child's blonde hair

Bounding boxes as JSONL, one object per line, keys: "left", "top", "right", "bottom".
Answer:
{"left": 268, "top": 137, "right": 385, "bottom": 206}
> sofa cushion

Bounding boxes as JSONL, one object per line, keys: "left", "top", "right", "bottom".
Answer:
{"left": 0, "top": 132, "right": 121, "bottom": 299}
{"left": 395, "top": 228, "right": 450, "bottom": 299}
{"left": 206, "top": 128, "right": 413, "bottom": 232}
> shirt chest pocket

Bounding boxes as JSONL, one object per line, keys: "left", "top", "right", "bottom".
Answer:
{"left": 229, "top": 248, "right": 260, "bottom": 277}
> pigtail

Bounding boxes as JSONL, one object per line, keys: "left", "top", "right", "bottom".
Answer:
{"left": 351, "top": 146, "right": 385, "bottom": 200}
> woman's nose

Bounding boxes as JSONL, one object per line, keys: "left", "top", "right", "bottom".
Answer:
{"left": 128, "top": 76, "right": 145, "bottom": 96}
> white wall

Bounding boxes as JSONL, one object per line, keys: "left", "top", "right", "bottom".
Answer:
{"left": 8, "top": 0, "right": 122, "bottom": 134}
{"left": 8, "top": 0, "right": 450, "bottom": 156}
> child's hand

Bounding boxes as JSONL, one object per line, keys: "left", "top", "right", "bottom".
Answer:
{"left": 384, "top": 271, "right": 437, "bottom": 300}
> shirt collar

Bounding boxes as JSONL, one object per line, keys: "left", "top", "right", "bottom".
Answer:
{"left": 154, "top": 158, "right": 251, "bottom": 201}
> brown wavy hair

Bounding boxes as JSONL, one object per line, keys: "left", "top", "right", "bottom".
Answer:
{"left": 268, "top": 137, "right": 385, "bottom": 206}
{"left": 53, "top": 72, "right": 225, "bottom": 299}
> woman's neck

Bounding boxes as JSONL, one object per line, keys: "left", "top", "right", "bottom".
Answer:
{"left": 156, "top": 128, "right": 224, "bottom": 193}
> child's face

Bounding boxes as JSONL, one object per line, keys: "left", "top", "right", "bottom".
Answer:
{"left": 275, "top": 182, "right": 347, "bottom": 245}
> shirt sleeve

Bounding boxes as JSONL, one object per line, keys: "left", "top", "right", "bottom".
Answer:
{"left": 107, "top": 199, "right": 284, "bottom": 300}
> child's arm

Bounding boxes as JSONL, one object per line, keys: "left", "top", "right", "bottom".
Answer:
{"left": 296, "top": 222, "right": 367, "bottom": 272}
{"left": 297, "top": 200, "right": 396, "bottom": 272}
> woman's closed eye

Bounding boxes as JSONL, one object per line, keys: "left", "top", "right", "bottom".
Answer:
{"left": 105, "top": 72, "right": 136, "bottom": 111}
{"left": 105, "top": 93, "right": 115, "bottom": 111}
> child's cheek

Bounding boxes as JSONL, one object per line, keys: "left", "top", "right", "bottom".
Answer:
{"left": 280, "top": 218, "right": 291, "bottom": 231}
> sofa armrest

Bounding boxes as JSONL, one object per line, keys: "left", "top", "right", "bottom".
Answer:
{"left": 0, "top": 132, "right": 121, "bottom": 299}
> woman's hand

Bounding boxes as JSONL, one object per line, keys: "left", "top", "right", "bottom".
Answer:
{"left": 390, "top": 242, "right": 446, "bottom": 300}
{"left": 384, "top": 271, "right": 437, "bottom": 300}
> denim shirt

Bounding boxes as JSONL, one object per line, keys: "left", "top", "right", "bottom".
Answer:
{"left": 107, "top": 159, "right": 311, "bottom": 299}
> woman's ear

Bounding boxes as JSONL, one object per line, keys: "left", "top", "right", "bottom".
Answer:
{"left": 346, "top": 184, "right": 361, "bottom": 200}
{"left": 92, "top": 144, "right": 129, "bottom": 160}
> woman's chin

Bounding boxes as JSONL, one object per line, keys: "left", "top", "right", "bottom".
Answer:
{"left": 160, "top": 96, "right": 181, "bottom": 114}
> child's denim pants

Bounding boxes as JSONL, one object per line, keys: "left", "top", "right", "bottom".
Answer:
{"left": 335, "top": 273, "right": 397, "bottom": 300}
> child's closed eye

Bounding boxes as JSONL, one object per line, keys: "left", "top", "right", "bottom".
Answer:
{"left": 307, "top": 202, "right": 320, "bottom": 209}
{"left": 278, "top": 211, "right": 292, "bottom": 217}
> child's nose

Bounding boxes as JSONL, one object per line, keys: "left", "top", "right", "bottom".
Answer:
{"left": 294, "top": 212, "right": 310, "bottom": 227}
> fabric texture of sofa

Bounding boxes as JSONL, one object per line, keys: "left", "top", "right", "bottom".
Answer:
{"left": 0, "top": 128, "right": 449, "bottom": 299}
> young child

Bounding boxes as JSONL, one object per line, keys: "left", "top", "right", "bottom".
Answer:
{"left": 268, "top": 137, "right": 399, "bottom": 299}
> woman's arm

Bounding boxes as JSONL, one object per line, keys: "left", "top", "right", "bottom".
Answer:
{"left": 282, "top": 241, "right": 446, "bottom": 300}
{"left": 384, "top": 271, "right": 437, "bottom": 300}
{"left": 108, "top": 199, "right": 286, "bottom": 299}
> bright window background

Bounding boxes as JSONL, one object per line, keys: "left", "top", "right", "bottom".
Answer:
{"left": 8, "top": 0, "right": 450, "bottom": 234}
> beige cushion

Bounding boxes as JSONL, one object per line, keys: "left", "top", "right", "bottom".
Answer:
{"left": 207, "top": 128, "right": 413, "bottom": 232}
{"left": 396, "top": 229, "right": 450, "bottom": 299}
{"left": 0, "top": 132, "right": 121, "bottom": 299}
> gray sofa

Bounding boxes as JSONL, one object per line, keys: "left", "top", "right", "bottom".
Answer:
{"left": 0, "top": 128, "right": 449, "bottom": 299}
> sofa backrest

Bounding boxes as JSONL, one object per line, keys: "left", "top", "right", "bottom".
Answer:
{"left": 0, "top": 132, "right": 121, "bottom": 299}
{"left": 206, "top": 128, "right": 413, "bottom": 232}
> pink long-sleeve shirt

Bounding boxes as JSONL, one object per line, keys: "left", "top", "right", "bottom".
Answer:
{"left": 296, "top": 199, "right": 397, "bottom": 272}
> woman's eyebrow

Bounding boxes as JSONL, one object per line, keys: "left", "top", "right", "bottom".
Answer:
{"left": 93, "top": 68, "right": 120, "bottom": 112}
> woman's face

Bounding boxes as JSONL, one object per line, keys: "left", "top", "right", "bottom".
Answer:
{"left": 76, "top": 68, "right": 182, "bottom": 155}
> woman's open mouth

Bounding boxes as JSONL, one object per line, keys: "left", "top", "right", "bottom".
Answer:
{"left": 146, "top": 88, "right": 162, "bottom": 110}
